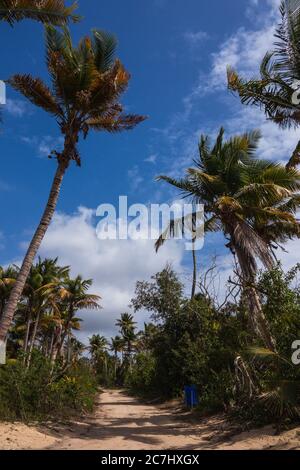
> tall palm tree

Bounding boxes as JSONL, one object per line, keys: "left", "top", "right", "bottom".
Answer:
{"left": 89, "top": 334, "right": 109, "bottom": 380}
{"left": 110, "top": 335, "right": 124, "bottom": 378}
{"left": 227, "top": 1, "right": 300, "bottom": 169}
{"left": 50, "top": 275, "right": 101, "bottom": 361}
{"left": 110, "top": 335, "right": 124, "bottom": 359}
{"left": 155, "top": 211, "right": 200, "bottom": 299}
{"left": 136, "top": 322, "right": 157, "bottom": 352}
{"left": 0, "top": 27, "right": 145, "bottom": 344}
{"left": 116, "top": 313, "right": 137, "bottom": 358}
{"left": 156, "top": 128, "right": 300, "bottom": 351}
{"left": 20, "top": 257, "right": 68, "bottom": 365}
{"left": 0, "top": 0, "right": 78, "bottom": 25}
{"left": 89, "top": 334, "right": 108, "bottom": 358}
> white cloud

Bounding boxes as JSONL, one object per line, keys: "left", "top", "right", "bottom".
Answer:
{"left": 36, "top": 207, "right": 184, "bottom": 342}
{"left": 127, "top": 165, "right": 144, "bottom": 191}
{"left": 154, "top": 0, "right": 298, "bottom": 174}
{"left": 5, "top": 99, "right": 28, "bottom": 117}
{"left": 144, "top": 154, "right": 157, "bottom": 164}
{"left": 184, "top": 31, "right": 209, "bottom": 46}
{"left": 186, "top": 2, "right": 280, "bottom": 103}
{"left": 21, "top": 135, "right": 64, "bottom": 159}
{"left": 277, "top": 237, "right": 300, "bottom": 270}
{"left": 222, "top": 105, "right": 300, "bottom": 163}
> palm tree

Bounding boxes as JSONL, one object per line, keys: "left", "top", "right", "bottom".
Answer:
{"left": 89, "top": 334, "right": 109, "bottom": 380}
{"left": 116, "top": 313, "right": 137, "bottom": 359}
{"left": 0, "top": 27, "right": 145, "bottom": 344}
{"left": 136, "top": 322, "right": 157, "bottom": 352}
{"left": 227, "top": 1, "right": 300, "bottom": 169}
{"left": 156, "top": 128, "right": 300, "bottom": 351}
{"left": 68, "top": 337, "right": 85, "bottom": 363}
{"left": 0, "top": 0, "right": 78, "bottom": 25}
{"left": 110, "top": 335, "right": 124, "bottom": 378}
{"left": 155, "top": 211, "right": 200, "bottom": 299}
{"left": 110, "top": 335, "right": 124, "bottom": 359}
{"left": 50, "top": 275, "right": 101, "bottom": 362}
{"left": 21, "top": 257, "right": 68, "bottom": 365}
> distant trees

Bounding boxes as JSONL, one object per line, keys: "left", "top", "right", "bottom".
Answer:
{"left": 0, "top": 257, "right": 101, "bottom": 366}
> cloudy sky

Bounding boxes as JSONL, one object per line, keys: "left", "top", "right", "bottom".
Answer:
{"left": 1, "top": 0, "right": 299, "bottom": 341}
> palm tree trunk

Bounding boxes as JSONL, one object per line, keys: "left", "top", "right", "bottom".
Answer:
{"left": 191, "top": 237, "right": 197, "bottom": 299}
{"left": 247, "top": 286, "right": 276, "bottom": 351}
{"left": 235, "top": 246, "right": 277, "bottom": 352}
{"left": 23, "top": 312, "right": 32, "bottom": 354}
{"left": 27, "top": 310, "right": 41, "bottom": 367}
{"left": 0, "top": 162, "right": 67, "bottom": 343}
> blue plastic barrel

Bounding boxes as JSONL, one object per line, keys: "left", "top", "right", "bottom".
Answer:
{"left": 184, "top": 385, "right": 199, "bottom": 408}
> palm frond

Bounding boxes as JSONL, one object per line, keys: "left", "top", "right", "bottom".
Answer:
{"left": 0, "top": 0, "right": 80, "bottom": 26}
{"left": 92, "top": 29, "right": 118, "bottom": 73}
{"left": 87, "top": 114, "right": 146, "bottom": 133}
{"left": 8, "top": 74, "right": 62, "bottom": 116}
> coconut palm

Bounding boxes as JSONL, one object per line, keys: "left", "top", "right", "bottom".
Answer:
{"left": 89, "top": 334, "right": 108, "bottom": 358}
{"left": 50, "top": 275, "right": 101, "bottom": 362}
{"left": 0, "top": 0, "right": 78, "bottom": 25}
{"left": 155, "top": 211, "right": 200, "bottom": 299}
{"left": 20, "top": 258, "right": 69, "bottom": 365}
{"left": 136, "top": 322, "right": 157, "bottom": 352}
{"left": 0, "top": 27, "right": 145, "bottom": 344}
{"left": 110, "top": 335, "right": 124, "bottom": 359}
{"left": 116, "top": 313, "right": 137, "bottom": 360}
{"left": 89, "top": 334, "right": 109, "bottom": 380}
{"left": 227, "top": 1, "right": 300, "bottom": 169}
{"left": 156, "top": 128, "right": 300, "bottom": 351}
{"left": 110, "top": 335, "right": 124, "bottom": 378}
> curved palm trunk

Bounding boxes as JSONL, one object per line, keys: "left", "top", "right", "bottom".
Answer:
{"left": 0, "top": 161, "right": 67, "bottom": 343}
{"left": 235, "top": 246, "right": 277, "bottom": 352}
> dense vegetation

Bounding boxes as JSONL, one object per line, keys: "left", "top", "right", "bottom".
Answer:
{"left": 1, "top": 0, "right": 300, "bottom": 431}
{"left": 86, "top": 264, "right": 300, "bottom": 427}
{"left": 0, "top": 258, "right": 100, "bottom": 420}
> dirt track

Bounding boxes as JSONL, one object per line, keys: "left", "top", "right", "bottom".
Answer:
{"left": 0, "top": 389, "right": 299, "bottom": 450}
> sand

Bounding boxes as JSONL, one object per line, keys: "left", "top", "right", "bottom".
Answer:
{"left": 0, "top": 389, "right": 299, "bottom": 450}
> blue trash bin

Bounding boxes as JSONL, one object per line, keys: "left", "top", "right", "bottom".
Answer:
{"left": 184, "top": 385, "right": 199, "bottom": 408}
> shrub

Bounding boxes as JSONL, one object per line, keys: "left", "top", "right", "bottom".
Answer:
{"left": 125, "top": 352, "right": 157, "bottom": 396}
{"left": 0, "top": 352, "right": 98, "bottom": 421}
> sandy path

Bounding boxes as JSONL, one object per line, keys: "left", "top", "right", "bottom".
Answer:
{"left": 0, "top": 389, "right": 299, "bottom": 450}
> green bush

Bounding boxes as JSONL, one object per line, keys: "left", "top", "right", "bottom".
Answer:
{"left": 0, "top": 352, "right": 98, "bottom": 421}
{"left": 125, "top": 352, "right": 157, "bottom": 395}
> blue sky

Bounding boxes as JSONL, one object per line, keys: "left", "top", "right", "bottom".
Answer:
{"left": 1, "top": 0, "right": 299, "bottom": 338}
